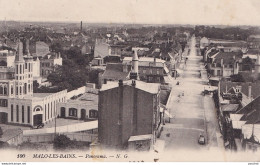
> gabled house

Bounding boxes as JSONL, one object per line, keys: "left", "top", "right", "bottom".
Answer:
{"left": 207, "top": 51, "right": 243, "bottom": 78}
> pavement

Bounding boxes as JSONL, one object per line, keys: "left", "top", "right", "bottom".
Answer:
{"left": 160, "top": 36, "right": 224, "bottom": 151}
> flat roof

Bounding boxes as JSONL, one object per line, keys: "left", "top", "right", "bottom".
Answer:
{"left": 33, "top": 93, "right": 53, "bottom": 98}
{"left": 128, "top": 134, "right": 153, "bottom": 142}
{"left": 67, "top": 92, "right": 98, "bottom": 106}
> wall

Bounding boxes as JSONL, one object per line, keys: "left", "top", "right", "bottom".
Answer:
{"left": 98, "top": 84, "right": 158, "bottom": 149}
{"left": 98, "top": 87, "right": 121, "bottom": 148}
{"left": 23, "top": 120, "right": 98, "bottom": 135}
{"left": 23, "top": 132, "right": 97, "bottom": 143}
{"left": 32, "top": 59, "right": 40, "bottom": 77}
{"left": 94, "top": 42, "right": 110, "bottom": 58}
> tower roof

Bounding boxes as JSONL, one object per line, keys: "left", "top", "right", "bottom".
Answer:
{"left": 15, "top": 41, "right": 24, "bottom": 62}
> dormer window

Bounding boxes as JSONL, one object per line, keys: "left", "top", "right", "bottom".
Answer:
{"left": 235, "top": 86, "right": 242, "bottom": 93}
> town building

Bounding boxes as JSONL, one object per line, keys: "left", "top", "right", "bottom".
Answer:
{"left": 218, "top": 80, "right": 260, "bottom": 151}
{"left": 122, "top": 56, "right": 171, "bottom": 83}
{"left": 57, "top": 87, "right": 98, "bottom": 120}
{"left": 247, "top": 35, "right": 260, "bottom": 49}
{"left": 0, "top": 41, "right": 67, "bottom": 127}
{"left": 207, "top": 51, "right": 242, "bottom": 78}
{"left": 98, "top": 80, "right": 162, "bottom": 150}
{"left": 40, "top": 52, "right": 62, "bottom": 78}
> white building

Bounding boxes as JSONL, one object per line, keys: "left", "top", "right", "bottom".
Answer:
{"left": 0, "top": 41, "right": 67, "bottom": 127}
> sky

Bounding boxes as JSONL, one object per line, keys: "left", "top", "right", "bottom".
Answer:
{"left": 0, "top": 0, "right": 260, "bottom": 26}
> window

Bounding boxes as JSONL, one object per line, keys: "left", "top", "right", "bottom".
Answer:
{"left": 16, "top": 87, "right": 18, "bottom": 95}
{"left": 229, "top": 64, "right": 233, "bottom": 68}
{"left": 0, "top": 86, "right": 3, "bottom": 95}
{"left": 16, "top": 105, "right": 19, "bottom": 122}
{"left": 27, "top": 106, "right": 30, "bottom": 123}
{"left": 156, "top": 69, "right": 160, "bottom": 75}
{"left": 20, "top": 86, "right": 22, "bottom": 95}
{"left": 22, "top": 106, "right": 24, "bottom": 123}
{"left": 48, "top": 103, "right": 50, "bottom": 119}
{"left": 3, "top": 86, "right": 7, "bottom": 95}
{"left": 24, "top": 83, "right": 27, "bottom": 94}
{"left": 35, "top": 108, "right": 41, "bottom": 111}
{"left": 51, "top": 102, "right": 53, "bottom": 118}
{"left": 16, "top": 65, "right": 18, "bottom": 74}
{"left": 69, "top": 108, "right": 77, "bottom": 117}
{"left": 20, "top": 65, "right": 22, "bottom": 74}
{"left": 11, "top": 104, "right": 13, "bottom": 122}
{"left": 44, "top": 104, "right": 46, "bottom": 121}
{"left": 89, "top": 110, "right": 98, "bottom": 118}
{"left": 217, "top": 70, "right": 221, "bottom": 76}
{"left": 11, "top": 86, "right": 13, "bottom": 95}
{"left": 0, "top": 99, "right": 8, "bottom": 107}
{"left": 25, "top": 63, "right": 27, "bottom": 69}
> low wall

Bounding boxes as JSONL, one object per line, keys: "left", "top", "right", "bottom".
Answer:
{"left": 23, "top": 120, "right": 98, "bottom": 135}
{"left": 23, "top": 132, "right": 98, "bottom": 143}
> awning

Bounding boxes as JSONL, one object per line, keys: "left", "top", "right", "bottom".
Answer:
{"left": 163, "top": 75, "right": 172, "bottom": 84}
{"left": 164, "top": 110, "right": 173, "bottom": 118}
{"left": 176, "top": 69, "right": 183, "bottom": 74}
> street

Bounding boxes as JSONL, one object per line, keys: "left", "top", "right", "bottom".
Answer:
{"left": 161, "top": 36, "right": 224, "bottom": 151}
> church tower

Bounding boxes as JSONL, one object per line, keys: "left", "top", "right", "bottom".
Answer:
{"left": 14, "top": 41, "right": 33, "bottom": 98}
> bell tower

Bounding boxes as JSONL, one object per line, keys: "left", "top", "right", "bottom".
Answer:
{"left": 14, "top": 41, "right": 26, "bottom": 98}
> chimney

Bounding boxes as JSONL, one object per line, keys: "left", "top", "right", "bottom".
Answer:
{"left": 130, "top": 48, "right": 139, "bottom": 80}
{"left": 257, "top": 54, "right": 260, "bottom": 73}
{"left": 118, "top": 80, "right": 123, "bottom": 87}
{"left": 220, "top": 58, "right": 224, "bottom": 67}
{"left": 248, "top": 86, "right": 252, "bottom": 99}
{"left": 80, "top": 21, "right": 82, "bottom": 32}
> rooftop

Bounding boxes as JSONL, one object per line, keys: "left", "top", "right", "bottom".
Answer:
{"left": 100, "top": 80, "right": 160, "bottom": 94}
{"left": 67, "top": 92, "right": 98, "bottom": 107}
{"left": 128, "top": 134, "right": 153, "bottom": 142}
{"left": 102, "top": 63, "right": 130, "bottom": 80}
{"left": 33, "top": 93, "right": 53, "bottom": 98}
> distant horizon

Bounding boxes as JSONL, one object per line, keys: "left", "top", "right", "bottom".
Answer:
{"left": 1, "top": 0, "right": 260, "bottom": 27}
{"left": 1, "top": 19, "right": 260, "bottom": 28}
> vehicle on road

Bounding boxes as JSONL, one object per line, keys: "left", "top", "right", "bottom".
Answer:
{"left": 198, "top": 134, "right": 205, "bottom": 145}
{"left": 32, "top": 123, "right": 44, "bottom": 129}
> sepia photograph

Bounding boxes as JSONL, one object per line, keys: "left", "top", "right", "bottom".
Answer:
{"left": 0, "top": 0, "right": 260, "bottom": 163}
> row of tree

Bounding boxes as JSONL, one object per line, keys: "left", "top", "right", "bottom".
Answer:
{"left": 194, "top": 26, "right": 260, "bottom": 41}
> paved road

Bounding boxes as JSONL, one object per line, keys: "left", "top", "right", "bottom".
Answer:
{"left": 161, "top": 36, "right": 223, "bottom": 151}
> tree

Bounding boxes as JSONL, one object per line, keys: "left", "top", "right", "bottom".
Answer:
{"left": 19, "top": 141, "right": 47, "bottom": 150}
{"left": 47, "top": 59, "right": 88, "bottom": 91}
{"left": 230, "top": 74, "right": 245, "bottom": 82}
{"left": 53, "top": 134, "right": 72, "bottom": 150}
{"left": 242, "top": 57, "right": 253, "bottom": 71}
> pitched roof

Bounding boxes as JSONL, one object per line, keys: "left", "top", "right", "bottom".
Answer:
{"left": 219, "top": 81, "right": 260, "bottom": 99}
{"left": 102, "top": 63, "right": 130, "bottom": 80}
{"left": 212, "top": 51, "right": 243, "bottom": 64}
{"left": 100, "top": 80, "right": 160, "bottom": 94}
